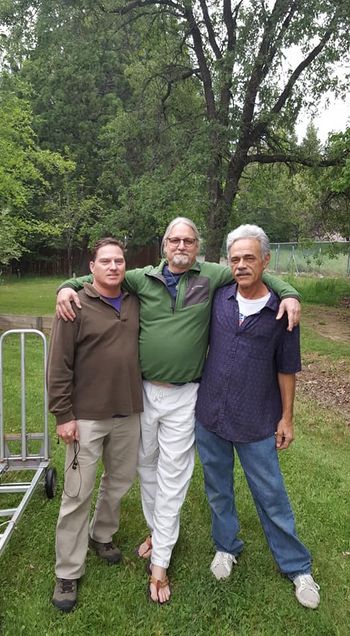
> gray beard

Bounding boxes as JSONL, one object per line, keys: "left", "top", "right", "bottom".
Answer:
{"left": 172, "top": 254, "right": 192, "bottom": 267}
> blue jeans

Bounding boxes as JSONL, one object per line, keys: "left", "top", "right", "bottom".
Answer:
{"left": 195, "top": 421, "right": 311, "bottom": 580}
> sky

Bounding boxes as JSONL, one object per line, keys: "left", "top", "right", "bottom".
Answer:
{"left": 296, "top": 93, "right": 350, "bottom": 144}
{"left": 286, "top": 46, "right": 350, "bottom": 144}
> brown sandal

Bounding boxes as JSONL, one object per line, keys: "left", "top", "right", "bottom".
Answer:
{"left": 148, "top": 574, "right": 171, "bottom": 604}
{"left": 136, "top": 535, "right": 152, "bottom": 559}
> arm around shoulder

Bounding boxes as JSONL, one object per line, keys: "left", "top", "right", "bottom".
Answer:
{"left": 262, "top": 271, "right": 300, "bottom": 300}
{"left": 57, "top": 273, "right": 92, "bottom": 293}
{"left": 56, "top": 273, "right": 90, "bottom": 321}
{"left": 263, "top": 272, "right": 301, "bottom": 330}
{"left": 56, "top": 274, "right": 92, "bottom": 321}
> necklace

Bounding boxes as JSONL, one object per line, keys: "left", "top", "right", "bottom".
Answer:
{"left": 167, "top": 268, "right": 181, "bottom": 285}
{"left": 163, "top": 266, "right": 183, "bottom": 296}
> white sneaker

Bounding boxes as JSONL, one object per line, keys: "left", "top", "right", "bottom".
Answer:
{"left": 293, "top": 574, "right": 320, "bottom": 609}
{"left": 210, "top": 551, "right": 237, "bottom": 580}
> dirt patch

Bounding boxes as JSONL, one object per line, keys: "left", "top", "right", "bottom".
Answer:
{"left": 297, "top": 354, "right": 350, "bottom": 422}
{"left": 296, "top": 305, "right": 350, "bottom": 422}
{"left": 302, "top": 305, "right": 350, "bottom": 342}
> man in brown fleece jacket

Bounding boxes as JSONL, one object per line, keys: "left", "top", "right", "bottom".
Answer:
{"left": 47, "top": 237, "right": 143, "bottom": 613}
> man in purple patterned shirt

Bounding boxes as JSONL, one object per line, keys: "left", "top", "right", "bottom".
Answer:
{"left": 195, "top": 224, "right": 320, "bottom": 610}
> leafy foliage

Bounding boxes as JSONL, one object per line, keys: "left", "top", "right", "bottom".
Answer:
{"left": 1, "top": 1, "right": 350, "bottom": 268}
{"left": 103, "top": 0, "right": 350, "bottom": 258}
{"left": 0, "top": 75, "right": 74, "bottom": 266}
{"left": 0, "top": 84, "right": 41, "bottom": 210}
{"left": 0, "top": 210, "right": 24, "bottom": 266}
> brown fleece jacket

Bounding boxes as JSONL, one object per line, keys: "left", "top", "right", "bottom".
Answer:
{"left": 47, "top": 283, "right": 143, "bottom": 425}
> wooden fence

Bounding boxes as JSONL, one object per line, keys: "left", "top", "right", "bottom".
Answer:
{"left": 0, "top": 315, "right": 54, "bottom": 333}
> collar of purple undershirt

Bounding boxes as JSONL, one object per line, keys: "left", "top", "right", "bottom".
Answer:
{"left": 100, "top": 291, "right": 123, "bottom": 312}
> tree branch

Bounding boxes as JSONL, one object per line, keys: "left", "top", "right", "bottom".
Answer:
{"left": 199, "top": 0, "right": 222, "bottom": 60}
{"left": 260, "top": 1, "right": 299, "bottom": 78}
{"left": 249, "top": 12, "right": 337, "bottom": 146}
{"left": 271, "top": 20, "right": 336, "bottom": 116}
{"left": 224, "top": 0, "right": 243, "bottom": 52}
{"left": 240, "top": 0, "right": 298, "bottom": 138}
{"left": 217, "top": 1, "right": 244, "bottom": 126}
{"left": 183, "top": 5, "right": 216, "bottom": 119}
{"left": 98, "top": 0, "right": 184, "bottom": 16}
{"left": 246, "top": 153, "right": 344, "bottom": 168}
{"left": 232, "top": 0, "right": 298, "bottom": 167}
{"left": 112, "top": 9, "right": 172, "bottom": 31}
{"left": 141, "top": 65, "right": 201, "bottom": 100}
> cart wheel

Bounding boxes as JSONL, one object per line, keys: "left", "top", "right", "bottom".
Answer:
{"left": 45, "top": 467, "right": 57, "bottom": 499}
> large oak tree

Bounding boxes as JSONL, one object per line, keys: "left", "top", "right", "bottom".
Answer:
{"left": 100, "top": 0, "right": 350, "bottom": 259}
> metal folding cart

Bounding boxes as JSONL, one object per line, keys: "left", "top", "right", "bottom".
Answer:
{"left": 0, "top": 328, "right": 57, "bottom": 556}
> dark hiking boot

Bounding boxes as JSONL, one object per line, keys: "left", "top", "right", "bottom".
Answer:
{"left": 52, "top": 578, "right": 78, "bottom": 612}
{"left": 88, "top": 537, "right": 122, "bottom": 565}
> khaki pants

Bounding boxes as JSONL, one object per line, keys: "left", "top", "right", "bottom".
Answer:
{"left": 55, "top": 415, "right": 140, "bottom": 579}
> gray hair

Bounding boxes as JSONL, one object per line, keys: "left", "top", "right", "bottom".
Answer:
{"left": 226, "top": 224, "right": 270, "bottom": 259}
{"left": 161, "top": 216, "right": 200, "bottom": 255}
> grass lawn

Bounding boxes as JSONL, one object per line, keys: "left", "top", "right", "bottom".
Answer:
{"left": 269, "top": 242, "right": 350, "bottom": 277}
{"left": 281, "top": 275, "right": 350, "bottom": 306}
{"left": 0, "top": 276, "right": 61, "bottom": 315}
{"left": 0, "top": 276, "right": 349, "bottom": 635}
{"left": 1, "top": 273, "right": 350, "bottom": 314}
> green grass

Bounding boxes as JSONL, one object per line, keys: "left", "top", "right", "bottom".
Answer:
{"left": 1, "top": 274, "right": 350, "bottom": 314}
{"left": 0, "top": 402, "right": 349, "bottom": 635}
{"left": 1, "top": 336, "right": 47, "bottom": 432}
{"left": 0, "top": 276, "right": 61, "bottom": 315}
{"left": 1, "top": 277, "right": 350, "bottom": 634}
{"left": 269, "top": 242, "right": 350, "bottom": 277}
{"left": 301, "top": 323, "right": 350, "bottom": 361}
{"left": 281, "top": 275, "right": 350, "bottom": 306}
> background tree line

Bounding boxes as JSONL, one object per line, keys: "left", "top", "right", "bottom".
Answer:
{"left": 0, "top": 0, "right": 349, "bottom": 274}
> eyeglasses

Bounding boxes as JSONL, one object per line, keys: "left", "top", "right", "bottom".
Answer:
{"left": 166, "top": 237, "right": 197, "bottom": 247}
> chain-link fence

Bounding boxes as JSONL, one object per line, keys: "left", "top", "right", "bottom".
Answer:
{"left": 269, "top": 242, "right": 350, "bottom": 276}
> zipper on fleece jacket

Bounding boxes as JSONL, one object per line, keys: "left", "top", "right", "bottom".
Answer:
{"left": 145, "top": 271, "right": 176, "bottom": 312}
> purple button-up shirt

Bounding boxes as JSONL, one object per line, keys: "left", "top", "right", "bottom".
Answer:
{"left": 195, "top": 283, "right": 301, "bottom": 443}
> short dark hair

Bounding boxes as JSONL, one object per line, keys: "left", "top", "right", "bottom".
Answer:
{"left": 90, "top": 237, "right": 125, "bottom": 262}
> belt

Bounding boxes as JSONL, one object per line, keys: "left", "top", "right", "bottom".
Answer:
{"left": 146, "top": 379, "right": 201, "bottom": 387}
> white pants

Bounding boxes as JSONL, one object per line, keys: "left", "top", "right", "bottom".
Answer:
{"left": 138, "top": 380, "right": 199, "bottom": 568}
{"left": 56, "top": 415, "right": 140, "bottom": 579}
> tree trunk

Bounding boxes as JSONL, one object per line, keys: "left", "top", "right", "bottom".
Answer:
{"left": 204, "top": 155, "right": 244, "bottom": 262}
{"left": 204, "top": 194, "right": 233, "bottom": 262}
{"left": 67, "top": 242, "right": 73, "bottom": 277}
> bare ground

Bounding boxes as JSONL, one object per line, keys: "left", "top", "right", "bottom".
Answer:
{"left": 296, "top": 305, "right": 350, "bottom": 424}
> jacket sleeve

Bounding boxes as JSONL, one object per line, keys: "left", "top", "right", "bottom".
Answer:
{"left": 216, "top": 265, "right": 300, "bottom": 300}
{"left": 123, "top": 269, "right": 140, "bottom": 294}
{"left": 57, "top": 274, "right": 93, "bottom": 292}
{"left": 124, "top": 267, "right": 151, "bottom": 293}
{"left": 47, "top": 314, "right": 79, "bottom": 425}
{"left": 262, "top": 272, "right": 300, "bottom": 300}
